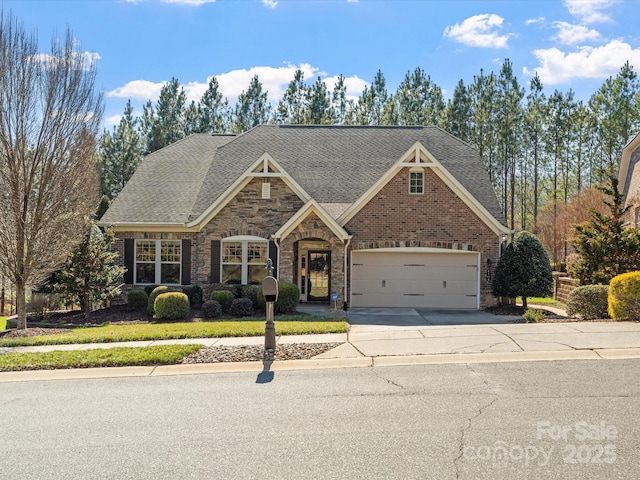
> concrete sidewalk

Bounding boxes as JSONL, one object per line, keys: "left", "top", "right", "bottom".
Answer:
{"left": 2, "top": 308, "right": 640, "bottom": 382}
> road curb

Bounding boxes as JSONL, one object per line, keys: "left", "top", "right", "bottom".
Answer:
{"left": 1, "top": 348, "right": 640, "bottom": 382}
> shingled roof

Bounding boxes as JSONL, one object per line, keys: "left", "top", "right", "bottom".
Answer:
{"left": 101, "top": 125, "right": 506, "bottom": 228}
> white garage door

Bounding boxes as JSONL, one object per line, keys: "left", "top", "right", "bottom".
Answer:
{"left": 350, "top": 249, "right": 479, "bottom": 309}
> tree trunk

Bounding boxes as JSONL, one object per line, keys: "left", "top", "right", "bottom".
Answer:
{"left": 16, "top": 283, "right": 27, "bottom": 329}
{"left": 522, "top": 297, "right": 528, "bottom": 309}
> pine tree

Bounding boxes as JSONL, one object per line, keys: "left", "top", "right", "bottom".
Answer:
{"left": 232, "top": 75, "right": 271, "bottom": 133}
{"left": 198, "top": 76, "right": 229, "bottom": 134}
{"left": 572, "top": 176, "right": 640, "bottom": 285}
{"left": 53, "top": 224, "right": 125, "bottom": 318}
{"left": 98, "top": 100, "right": 143, "bottom": 199}
{"left": 331, "top": 74, "right": 350, "bottom": 125}
{"left": 277, "top": 69, "right": 307, "bottom": 124}
{"left": 396, "top": 67, "right": 445, "bottom": 127}
{"left": 306, "top": 76, "right": 333, "bottom": 124}
{"left": 140, "top": 77, "right": 187, "bottom": 154}
{"left": 523, "top": 74, "right": 548, "bottom": 232}
{"left": 444, "top": 79, "right": 472, "bottom": 142}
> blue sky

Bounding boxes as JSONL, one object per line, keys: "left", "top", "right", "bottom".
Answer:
{"left": 4, "top": 0, "right": 640, "bottom": 128}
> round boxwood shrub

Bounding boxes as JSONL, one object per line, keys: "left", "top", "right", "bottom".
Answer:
{"left": 148, "top": 286, "right": 170, "bottom": 316}
{"left": 567, "top": 284, "right": 609, "bottom": 320}
{"left": 230, "top": 297, "right": 254, "bottom": 317}
{"left": 201, "top": 300, "right": 222, "bottom": 319}
{"left": 154, "top": 292, "right": 190, "bottom": 320}
{"left": 609, "top": 271, "right": 640, "bottom": 320}
{"left": 257, "top": 280, "right": 300, "bottom": 314}
{"left": 127, "top": 289, "right": 148, "bottom": 312}
{"left": 210, "top": 290, "right": 234, "bottom": 313}
{"left": 239, "top": 284, "right": 260, "bottom": 309}
{"left": 181, "top": 285, "right": 203, "bottom": 307}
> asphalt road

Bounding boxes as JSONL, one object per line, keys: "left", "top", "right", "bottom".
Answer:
{"left": 1, "top": 359, "right": 638, "bottom": 479}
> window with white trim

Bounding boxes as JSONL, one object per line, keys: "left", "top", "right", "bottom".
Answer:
{"left": 135, "top": 239, "right": 181, "bottom": 284}
{"left": 409, "top": 171, "right": 424, "bottom": 194}
{"left": 222, "top": 236, "right": 268, "bottom": 284}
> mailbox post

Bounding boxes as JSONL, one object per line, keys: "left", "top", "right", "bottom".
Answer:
{"left": 262, "top": 259, "right": 278, "bottom": 360}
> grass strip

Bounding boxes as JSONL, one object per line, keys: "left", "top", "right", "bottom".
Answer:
{"left": 0, "top": 320, "right": 348, "bottom": 347}
{"left": 0, "top": 344, "right": 204, "bottom": 372}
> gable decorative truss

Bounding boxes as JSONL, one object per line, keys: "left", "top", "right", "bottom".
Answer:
{"left": 187, "top": 152, "right": 311, "bottom": 229}
{"left": 337, "top": 141, "right": 511, "bottom": 236}
{"left": 618, "top": 131, "right": 640, "bottom": 199}
{"left": 274, "top": 198, "right": 352, "bottom": 242}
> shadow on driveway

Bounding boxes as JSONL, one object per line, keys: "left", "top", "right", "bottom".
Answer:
{"left": 347, "top": 308, "right": 521, "bottom": 326}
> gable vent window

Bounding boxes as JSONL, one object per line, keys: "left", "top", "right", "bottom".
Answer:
{"left": 409, "top": 171, "right": 424, "bottom": 194}
{"left": 262, "top": 182, "right": 271, "bottom": 199}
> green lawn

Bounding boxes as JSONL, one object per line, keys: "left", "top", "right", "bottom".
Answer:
{"left": 520, "top": 297, "right": 565, "bottom": 307}
{"left": 0, "top": 344, "right": 203, "bottom": 372}
{"left": 0, "top": 319, "right": 348, "bottom": 347}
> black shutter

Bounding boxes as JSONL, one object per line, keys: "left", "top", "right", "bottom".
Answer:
{"left": 268, "top": 240, "right": 278, "bottom": 277}
{"left": 211, "top": 240, "right": 221, "bottom": 283}
{"left": 124, "top": 239, "right": 134, "bottom": 284}
{"left": 181, "top": 239, "right": 191, "bottom": 285}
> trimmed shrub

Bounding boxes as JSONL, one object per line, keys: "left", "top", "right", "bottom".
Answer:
{"left": 148, "top": 286, "right": 170, "bottom": 316}
{"left": 127, "top": 289, "right": 148, "bottom": 312}
{"left": 257, "top": 280, "right": 300, "bottom": 314}
{"left": 201, "top": 300, "right": 222, "bottom": 319}
{"left": 239, "top": 284, "right": 260, "bottom": 309}
{"left": 492, "top": 231, "right": 553, "bottom": 308}
{"left": 210, "top": 290, "right": 234, "bottom": 313}
{"left": 608, "top": 271, "right": 640, "bottom": 320}
{"left": 209, "top": 283, "right": 239, "bottom": 297}
{"left": 143, "top": 284, "right": 159, "bottom": 296}
{"left": 230, "top": 298, "right": 254, "bottom": 317}
{"left": 154, "top": 292, "right": 190, "bottom": 320}
{"left": 522, "top": 308, "right": 545, "bottom": 323}
{"left": 181, "top": 285, "right": 203, "bottom": 307}
{"left": 567, "top": 284, "right": 609, "bottom": 320}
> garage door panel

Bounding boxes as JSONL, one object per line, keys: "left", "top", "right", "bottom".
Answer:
{"left": 351, "top": 251, "right": 479, "bottom": 309}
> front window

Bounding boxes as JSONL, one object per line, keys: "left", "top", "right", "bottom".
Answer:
{"left": 222, "top": 237, "right": 268, "bottom": 284}
{"left": 135, "top": 239, "right": 181, "bottom": 284}
{"left": 410, "top": 171, "right": 424, "bottom": 194}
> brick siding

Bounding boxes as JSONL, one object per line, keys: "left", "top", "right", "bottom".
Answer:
{"left": 345, "top": 167, "right": 501, "bottom": 307}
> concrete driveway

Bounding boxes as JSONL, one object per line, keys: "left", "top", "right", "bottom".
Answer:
{"left": 347, "top": 307, "right": 522, "bottom": 326}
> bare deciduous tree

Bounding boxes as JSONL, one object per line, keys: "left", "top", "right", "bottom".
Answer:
{"left": 0, "top": 12, "right": 103, "bottom": 329}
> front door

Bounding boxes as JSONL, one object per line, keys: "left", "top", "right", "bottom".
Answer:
{"left": 306, "top": 251, "right": 330, "bottom": 302}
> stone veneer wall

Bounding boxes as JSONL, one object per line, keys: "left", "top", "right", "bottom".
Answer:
{"left": 344, "top": 167, "right": 502, "bottom": 308}
{"left": 194, "top": 177, "right": 305, "bottom": 285}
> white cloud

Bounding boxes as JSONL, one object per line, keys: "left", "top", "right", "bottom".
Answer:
{"left": 105, "top": 114, "right": 122, "bottom": 127}
{"left": 107, "top": 64, "right": 369, "bottom": 110}
{"left": 563, "top": 0, "right": 620, "bottom": 24}
{"left": 525, "top": 17, "right": 545, "bottom": 26}
{"left": 443, "top": 14, "right": 515, "bottom": 49}
{"left": 107, "top": 79, "right": 165, "bottom": 101}
{"left": 552, "top": 21, "right": 602, "bottom": 46}
{"left": 33, "top": 51, "right": 101, "bottom": 71}
{"left": 262, "top": 0, "right": 278, "bottom": 8}
{"left": 526, "top": 39, "right": 640, "bottom": 85}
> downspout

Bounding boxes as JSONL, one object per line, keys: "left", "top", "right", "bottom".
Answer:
{"left": 273, "top": 236, "right": 280, "bottom": 279}
{"left": 343, "top": 236, "right": 352, "bottom": 310}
